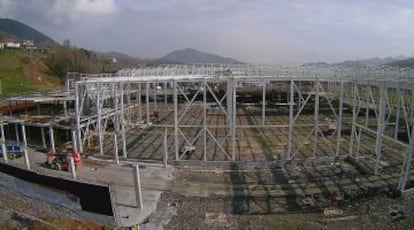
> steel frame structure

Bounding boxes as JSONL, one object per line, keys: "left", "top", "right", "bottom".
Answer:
{"left": 73, "top": 65, "right": 414, "bottom": 191}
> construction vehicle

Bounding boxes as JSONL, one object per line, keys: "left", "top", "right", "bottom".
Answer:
{"left": 41, "top": 151, "right": 81, "bottom": 171}
{"left": 0, "top": 145, "right": 23, "bottom": 159}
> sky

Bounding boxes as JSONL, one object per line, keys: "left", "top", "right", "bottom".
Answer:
{"left": 1, "top": 0, "right": 414, "bottom": 64}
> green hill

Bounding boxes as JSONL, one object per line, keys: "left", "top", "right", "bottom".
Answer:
{"left": 0, "top": 18, "right": 56, "bottom": 47}
{"left": 0, "top": 49, "right": 62, "bottom": 97}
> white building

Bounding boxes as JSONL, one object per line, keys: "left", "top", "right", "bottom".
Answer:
{"left": 0, "top": 39, "right": 21, "bottom": 48}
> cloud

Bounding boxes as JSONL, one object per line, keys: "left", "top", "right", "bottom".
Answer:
{"left": 0, "top": 0, "right": 13, "bottom": 18}
{"left": 4, "top": 0, "right": 414, "bottom": 64}
{"left": 47, "top": 0, "right": 116, "bottom": 24}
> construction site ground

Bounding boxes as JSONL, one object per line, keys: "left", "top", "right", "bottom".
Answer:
{"left": 1, "top": 97, "right": 413, "bottom": 229}
{"left": 1, "top": 147, "right": 414, "bottom": 229}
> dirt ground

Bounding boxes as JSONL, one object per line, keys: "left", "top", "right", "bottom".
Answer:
{"left": 1, "top": 167, "right": 414, "bottom": 230}
{"left": 0, "top": 186, "right": 113, "bottom": 230}
{"left": 157, "top": 191, "right": 414, "bottom": 230}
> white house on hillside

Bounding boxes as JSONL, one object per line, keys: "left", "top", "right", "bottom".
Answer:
{"left": 0, "top": 39, "right": 21, "bottom": 48}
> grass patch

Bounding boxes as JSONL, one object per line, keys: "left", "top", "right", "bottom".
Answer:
{"left": 0, "top": 49, "right": 60, "bottom": 97}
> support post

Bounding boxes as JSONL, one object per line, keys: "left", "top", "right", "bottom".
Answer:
{"left": 120, "top": 83, "right": 127, "bottom": 158}
{"left": 163, "top": 127, "right": 168, "bottom": 167}
{"left": 399, "top": 100, "right": 414, "bottom": 191}
{"left": 336, "top": 80, "right": 344, "bottom": 156}
{"left": 70, "top": 130, "right": 78, "bottom": 179}
{"left": 114, "top": 133, "right": 119, "bottom": 164}
{"left": 313, "top": 80, "right": 320, "bottom": 158}
{"left": 153, "top": 82, "right": 157, "bottom": 117}
{"left": 114, "top": 83, "right": 120, "bottom": 164}
{"left": 14, "top": 123, "right": 20, "bottom": 144}
{"left": 374, "top": 83, "right": 386, "bottom": 174}
{"left": 21, "top": 123, "right": 30, "bottom": 170}
{"left": 173, "top": 81, "right": 179, "bottom": 160}
{"left": 133, "top": 165, "right": 143, "bottom": 209}
{"left": 41, "top": 127, "right": 47, "bottom": 148}
{"left": 262, "top": 80, "right": 266, "bottom": 126}
{"left": 287, "top": 79, "right": 294, "bottom": 160}
{"left": 138, "top": 83, "right": 142, "bottom": 121}
{"left": 203, "top": 79, "right": 207, "bottom": 161}
{"left": 127, "top": 81, "right": 132, "bottom": 125}
{"left": 49, "top": 126, "right": 55, "bottom": 153}
{"left": 63, "top": 101, "right": 68, "bottom": 118}
{"left": 146, "top": 82, "right": 150, "bottom": 124}
{"left": 349, "top": 83, "right": 358, "bottom": 157}
{"left": 1, "top": 123, "right": 8, "bottom": 163}
{"left": 365, "top": 86, "right": 370, "bottom": 127}
{"left": 232, "top": 79, "right": 237, "bottom": 161}
{"left": 96, "top": 83, "right": 104, "bottom": 156}
{"left": 394, "top": 87, "right": 401, "bottom": 140}
{"left": 74, "top": 83, "right": 83, "bottom": 154}
{"left": 164, "top": 82, "right": 168, "bottom": 105}
{"left": 69, "top": 157, "right": 77, "bottom": 179}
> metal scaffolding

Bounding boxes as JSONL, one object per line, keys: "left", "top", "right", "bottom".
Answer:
{"left": 73, "top": 64, "right": 414, "bottom": 192}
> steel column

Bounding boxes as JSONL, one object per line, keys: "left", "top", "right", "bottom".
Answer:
{"left": 374, "top": 83, "right": 386, "bottom": 174}
{"left": 262, "top": 79, "right": 266, "bottom": 126}
{"left": 203, "top": 79, "right": 207, "bottom": 161}
{"left": 163, "top": 127, "right": 168, "bottom": 167}
{"left": 120, "top": 83, "right": 127, "bottom": 158}
{"left": 146, "top": 82, "right": 150, "bottom": 124}
{"left": 313, "top": 80, "right": 320, "bottom": 158}
{"left": 1, "top": 123, "right": 8, "bottom": 163}
{"left": 75, "top": 83, "right": 83, "bottom": 154}
{"left": 287, "top": 79, "right": 294, "bottom": 160}
{"left": 399, "top": 94, "right": 414, "bottom": 191}
{"left": 231, "top": 78, "right": 237, "bottom": 161}
{"left": 173, "top": 81, "right": 179, "bottom": 160}
{"left": 96, "top": 83, "right": 104, "bottom": 156}
{"left": 49, "top": 126, "right": 55, "bottom": 153}
{"left": 133, "top": 165, "right": 143, "bottom": 209}
{"left": 336, "top": 80, "right": 344, "bottom": 156}
{"left": 349, "top": 83, "right": 358, "bottom": 158}
{"left": 21, "top": 123, "right": 30, "bottom": 170}
{"left": 394, "top": 87, "right": 401, "bottom": 140}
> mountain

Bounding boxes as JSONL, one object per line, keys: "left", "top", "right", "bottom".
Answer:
{"left": 384, "top": 58, "right": 414, "bottom": 68}
{"left": 333, "top": 56, "right": 410, "bottom": 67}
{"left": 302, "top": 56, "right": 412, "bottom": 68}
{"left": 0, "top": 18, "right": 56, "bottom": 47}
{"left": 155, "top": 48, "right": 243, "bottom": 64}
